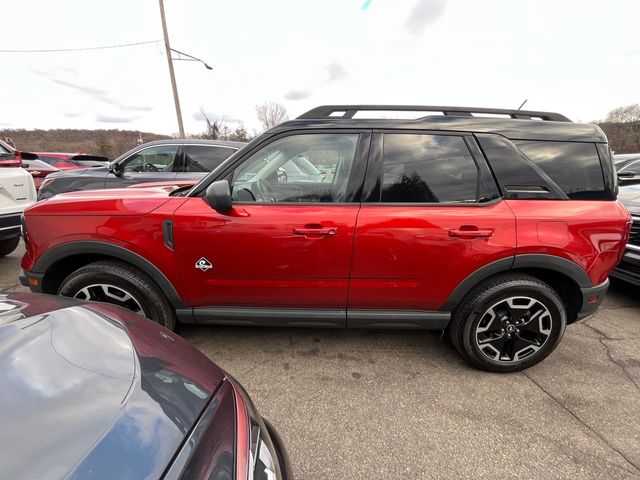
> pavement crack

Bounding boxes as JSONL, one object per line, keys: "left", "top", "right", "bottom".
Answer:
{"left": 581, "top": 323, "right": 640, "bottom": 392}
{"left": 522, "top": 371, "right": 640, "bottom": 476}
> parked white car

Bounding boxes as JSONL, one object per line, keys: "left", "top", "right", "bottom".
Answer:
{"left": 0, "top": 167, "right": 36, "bottom": 257}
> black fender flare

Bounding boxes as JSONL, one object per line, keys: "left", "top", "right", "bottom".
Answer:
{"left": 442, "top": 254, "right": 592, "bottom": 311}
{"left": 33, "top": 241, "right": 184, "bottom": 308}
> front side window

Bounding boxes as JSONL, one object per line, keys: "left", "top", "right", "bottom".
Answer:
{"left": 229, "top": 133, "right": 358, "bottom": 203}
{"left": 514, "top": 141, "right": 605, "bottom": 200}
{"left": 122, "top": 145, "right": 179, "bottom": 173}
{"left": 381, "top": 134, "right": 478, "bottom": 203}
{"left": 182, "top": 145, "right": 237, "bottom": 172}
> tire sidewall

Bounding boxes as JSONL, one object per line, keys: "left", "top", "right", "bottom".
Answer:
{"left": 0, "top": 236, "right": 20, "bottom": 257}
{"left": 461, "top": 282, "right": 567, "bottom": 372}
{"left": 59, "top": 270, "right": 163, "bottom": 324}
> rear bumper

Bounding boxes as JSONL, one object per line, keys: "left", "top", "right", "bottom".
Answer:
{"left": 610, "top": 248, "right": 640, "bottom": 287}
{"left": 576, "top": 278, "right": 609, "bottom": 320}
{"left": 0, "top": 213, "right": 21, "bottom": 241}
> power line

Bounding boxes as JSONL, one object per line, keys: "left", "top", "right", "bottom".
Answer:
{"left": 0, "top": 40, "right": 161, "bottom": 53}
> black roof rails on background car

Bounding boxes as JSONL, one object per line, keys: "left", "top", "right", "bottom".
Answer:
{"left": 298, "top": 105, "right": 572, "bottom": 122}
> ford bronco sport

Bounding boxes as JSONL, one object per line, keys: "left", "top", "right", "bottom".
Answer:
{"left": 20, "top": 105, "right": 631, "bottom": 372}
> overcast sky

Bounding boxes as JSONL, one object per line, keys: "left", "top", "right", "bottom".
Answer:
{"left": 1, "top": 0, "right": 639, "bottom": 136}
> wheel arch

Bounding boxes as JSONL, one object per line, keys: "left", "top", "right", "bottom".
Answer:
{"left": 34, "top": 241, "right": 184, "bottom": 308}
{"left": 443, "top": 254, "right": 590, "bottom": 324}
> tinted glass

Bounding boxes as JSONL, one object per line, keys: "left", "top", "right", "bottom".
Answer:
{"left": 182, "top": 145, "right": 237, "bottom": 172}
{"left": 514, "top": 141, "right": 605, "bottom": 200}
{"left": 381, "top": 134, "right": 478, "bottom": 203}
{"left": 620, "top": 160, "right": 640, "bottom": 175}
{"left": 37, "top": 155, "right": 72, "bottom": 166}
{"left": 230, "top": 133, "right": 358, "bottom": 203}
{"left": 122, "top": 145, "right": 179, "bottom": 173}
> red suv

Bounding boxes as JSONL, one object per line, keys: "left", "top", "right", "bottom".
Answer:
{"left": 20, "top": 106, "right": 631, "bottom": 372}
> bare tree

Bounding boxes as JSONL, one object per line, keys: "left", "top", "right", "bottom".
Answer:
{"left": 198, "top": 108, "right": 223, "bottom": 140}
{"left": 255, "top": 102, "right": 289, "bottom": 131}
{"left": 604, "top": 103, "right": 640, "bottom": 152}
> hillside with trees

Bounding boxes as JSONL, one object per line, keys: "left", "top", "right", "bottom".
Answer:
{"left": 0, "top": 129, "right": 171, "bottom": 159}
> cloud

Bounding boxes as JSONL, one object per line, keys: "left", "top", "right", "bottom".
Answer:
{"left": 284, "top": 63, "right": 348, "bottom": 101}
{"left": 63, "top": 112, "right": 83, "bottom": 118}
{"left": 326, "top": 62, "right": 347, "bottom": 83}
{"left": 96, "top": 114, "right": 141, "bottom": 123}
{"left": 405, "top": 0, "right": 446, "bottom": 36}
{"left": 33, "top": 69, "right": 153, "bottom": 113}
{"left": 284, "top": 89, "right": 312, "bottom": 101}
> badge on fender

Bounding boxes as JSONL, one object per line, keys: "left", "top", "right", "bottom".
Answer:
{"left": 195, "top": 257, "right": 213, "bottom": 271}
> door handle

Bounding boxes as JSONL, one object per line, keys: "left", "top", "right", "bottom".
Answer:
{"left": 293, "top": 224, "right": 338, "bottom": 236}
{"left": 449, "top": 227, "right": 494, "bottom": 238}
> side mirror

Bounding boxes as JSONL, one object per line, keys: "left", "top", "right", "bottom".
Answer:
{"left": 108, "top": 162, "right": 124, "bottom": 177}
{"left": 205, "top": 180, "right": 232, "bottom": 212}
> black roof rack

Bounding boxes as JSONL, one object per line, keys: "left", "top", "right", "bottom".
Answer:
{"left": 298, "top": 105, "right": 571, "bottom": 122}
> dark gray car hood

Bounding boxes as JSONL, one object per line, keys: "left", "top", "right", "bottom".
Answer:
{"left": 0, "top": 292, "right": 225, "bottom": 480}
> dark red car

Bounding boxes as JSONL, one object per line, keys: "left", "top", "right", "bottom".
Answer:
{"left": 0, "top": 291, "right": 291, "bottom": 479}
{"left": 33, "top": 152, "right": 109, "bottom": 170}
{"left": 20, "top": 105, "right": 631, "bottom": 372}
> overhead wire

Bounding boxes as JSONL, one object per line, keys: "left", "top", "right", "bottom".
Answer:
{"left": 0, "top": 40, "right": 161, "bottom": 53}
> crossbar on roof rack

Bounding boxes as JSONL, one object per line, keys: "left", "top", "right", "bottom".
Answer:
{"left": 297, "top": 105, "right": 571, "bottom": 122}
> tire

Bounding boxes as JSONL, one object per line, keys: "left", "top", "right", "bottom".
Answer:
{"left": 0, "top": 237, "right": 20, "bottom": 257}
{"left": 58, "top": 260, "right": 177, "bottom": 330}
{"left": 448, "top": 273, "right": 566, "bottom": 373}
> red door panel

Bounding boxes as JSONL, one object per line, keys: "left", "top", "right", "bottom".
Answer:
{"left": 348, "top": 201, "right": 517, "bottom": 311}
{"left": 173, "top": 197, "right": 358, "bottom": 308}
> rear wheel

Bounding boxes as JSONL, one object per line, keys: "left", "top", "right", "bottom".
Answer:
{"left": 58, "top": 260, "right": 176, "bottom": 330}
{"left": 448, "top": 273, "right": 566, "bottom": 372}
{"left": 0, "top": 237, "right": 20, "bottom": 257}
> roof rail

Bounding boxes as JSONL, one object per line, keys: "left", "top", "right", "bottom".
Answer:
{"left": 297, "top": 105, "right": 571, "bottom": 122}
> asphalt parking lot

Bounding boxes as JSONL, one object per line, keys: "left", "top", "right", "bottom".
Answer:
{"left": 2, "top": 243, "right": 639, "bottom": 479}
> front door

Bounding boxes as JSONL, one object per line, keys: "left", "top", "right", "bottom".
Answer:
{"left": 105, "top": 144, "right": 179, "bottom": 188}
{"left": 173, "top": 132, "right": 370, "bottom": 325}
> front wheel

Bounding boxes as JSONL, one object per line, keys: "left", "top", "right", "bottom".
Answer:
{"left": 448, "top": 273, "right": 566, "bottom": 373}
{"left": 58, "top": 260, "right": 176, "bottom": 330}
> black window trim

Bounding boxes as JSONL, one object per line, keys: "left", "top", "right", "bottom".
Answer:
{"left": 363, "top": 129, "right": 502, "bottom": 207}
{"left": 475, "top": 133, "right": 569, "bottom": 201}
{"left": 193, "top": 129, "right": 373, "bottom": 206}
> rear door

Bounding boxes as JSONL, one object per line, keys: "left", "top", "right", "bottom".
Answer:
{"left": 105, "top": 144, "right": 179, "bottom": 188}
{"left": 172, "top": 132, "right": 370, "bottom": 325}
{"left": 348, "top": 132, "right": 516, "bottom": 322}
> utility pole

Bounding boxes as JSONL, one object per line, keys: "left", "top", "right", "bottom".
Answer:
{"left": 159, "top": 0, "right": 185, "bottom": 137}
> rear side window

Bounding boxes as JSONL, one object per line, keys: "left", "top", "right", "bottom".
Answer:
{"left": 182, "top": 145, "right": 237, "bottom": 172}
{"left": 513, "top": 141, "right": 605, "bottom": 200}
{"left": 381, "top": 134, "right": 479, "bottom": 203}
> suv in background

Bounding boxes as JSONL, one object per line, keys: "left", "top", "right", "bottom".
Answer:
{"left": 20, "top": 105, "right": 630, "bottom": 372}
{"left": 37, "top": 139, "right": 246, "bottom": 199}
{"left": 612, "top": 184, "right": 640, "bottom": 285}
{"left": 0, "top": 166, "right": 36, "bottom": 256}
